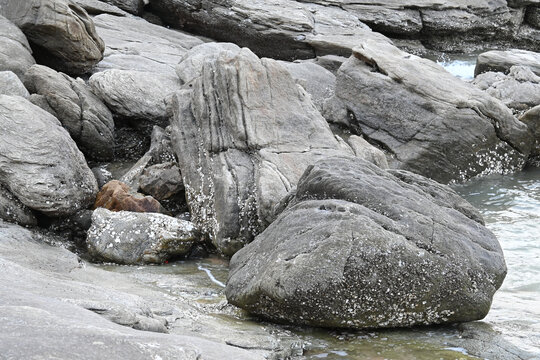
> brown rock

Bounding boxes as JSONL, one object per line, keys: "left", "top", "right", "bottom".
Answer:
{"left": 94, "top": 180, "right": 164, "bottom": 213}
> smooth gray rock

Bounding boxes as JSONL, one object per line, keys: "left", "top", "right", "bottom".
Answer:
{"left": 139, "top": 162, "right": 184, "bottom": 201}
{"left": 89, "top": 69, "right": 181, "bottom": 121}
{"left": 227, "top": 156, "right": 506, "bottom": 329}
{"left": 278, "top": 61, "right": 336, "bottom": 114}
{"left": 0, "top": 186, "right": 37, "bottom": 226}
{"left": 347, "top": 135, "right": 389, "bottom": 169}
{"left": 0, "top": 0, "right": 104, "bottom": 75}
{"left": 170, "top": 48, "right": 356, "bottom": 255}
{"left": 149, "top": 0, "right": 390, "bottom": 60}
{"left": 0, "top": 95, "right": 98, "bottom": 216}
{"left": 0, "top": 71, "right": 29, "bottom": 97}
{"left": 0, "top": 220, "right": 265, "bottom": 359}
{"left": 87, "top": 208, "right": 199, "bottom": 264}
{"left": 475, "top": 49, "right": 540, "bottom": 76}
{"left": 0, "top": 15, "right": 35, "bottom": 78}
{"left": 73, "top": 0, "right": 128, "bottom": 16}
{"left": 93, "top": 14, "right": 203, "bottom": 74}
{"left": 24, "top": 65, "right": 115, "bottom": 160}
{"left": 329, "top": 40, "right": 532, "bottom": 183}
{"left": 520, "top": 105, "right": 540, "bottom": 164}
{"left": 473, "top": 66, "right": 540, "bottom": 111}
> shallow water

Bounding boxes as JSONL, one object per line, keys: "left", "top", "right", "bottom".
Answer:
{"left": 97, "top": 168, "right": 540, "bottom": 359}
{"left": 454, "top": 167, "right": 540, "bottom": 355}
{"left": 424, "top": 53, "right": 479, "bottom": 80}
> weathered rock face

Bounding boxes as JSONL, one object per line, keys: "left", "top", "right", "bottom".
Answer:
{"left": 475, "top": 49, "right": 540, "bottom": 77}
{"left": 139, "top": 163, "right": 184, "bottom": 201}
{"left": 89, "top": 69, "right": 180, "bottom": 121}
{"left": 227, "top": 156, "right": 506, "bottom": 329}
{"left": 87, "top": 208, "right": 199, "bottom": 264}
{"left": 0, "top": 15, "right": 35, "bottom": 79}
{"left": 94, "top": 180, "right": 164, "bottom": 213}
{"left": 0, "top": 186, "right": 37, "bottom": 226}
{"left": 0, "top": 95, "right": 98, "bottom": 216}
{"left": 148, "top": 0, "right": 390, "bottom": 60}
{"left": 0, "top": 71, "right": 29, "bottom": 97}
{"left": 347, "top": 135, "right": 389, "bottom": 169}
{"left": 100, "top": 0, "right": 145, "bottom": 14}
{"left": 473, "top": 66, "right": 540, "bottom": 112}
{"left": 520, "top": 105, "right": 540, "bottom": 164}
{"left": 24, "top": 65, "right": 115, "bottom": 160}
{"left": 329, "top": 40, "right": 532, "bottom": 183}
{"left": 0, "top": 0, "right": 104, "bottom": 75}
{"left": 93, "top": 14, "right": 203, "bottom": 74}
{"left": 73, "top": 0, "right": 128, "bottom": 16}
{"left": 170, "top": 48, "right": 356, "bottom": 255}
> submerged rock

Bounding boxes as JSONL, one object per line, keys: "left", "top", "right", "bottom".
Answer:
{"left": 328, "top": 40, "right": 532, "bottom": 183}
{"left": 0, "top": 95, "right": 98, "bottom": 216}
{"left": 475, "top": 49, "right": 540, "bottom": 77}
{"left": 87, "top": 208, "right": 199, "bottom": 264}
{"left": 473, "top": 65, "right": 540, "bottom": 112}
{"left": 170, "top": 48, "right": 356, "bottom": 255}
{"left": 0, "top": 15, "right": 35, "bottom": 79}
{"left": 227, "top": 156, "right": 506, "bottom": 329}
{"left": 0, "top": 0, "right": 104, "bottom": 75}
{"left": 24, "top": 65, "right": 115, "bottom": 160}
{"left": 94, "top": 180, "right": 164, "bottom": 214}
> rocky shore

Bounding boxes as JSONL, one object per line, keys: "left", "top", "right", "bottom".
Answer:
{"left": 0, "top": 0, "right": 539, "bottom": 359}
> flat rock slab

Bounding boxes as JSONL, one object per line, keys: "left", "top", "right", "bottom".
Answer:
{"left": 93, "top": 14, "right": 204, "bottom": 74}
{"left": 0, "top": 0, "right": 104, "bottom": 75}
{"left": 330, "top": 39, "right": 532, "bottom": 183}
{"left": 170, "top": 47, "right": 356, "bottom": 255}
{"left": 475, "top": 49, "right": 540, "bottom": 76}
{"left": 0, "top": 95, "right": 97, "bottom": 216}
{"left": 87, "top": 208, "right": 199, "bottom": 264}
{"left": 227, "top": 156, "right": 506, "bottom": 329}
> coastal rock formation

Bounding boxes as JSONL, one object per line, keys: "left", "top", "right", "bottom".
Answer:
{"left": 0, "top": 15, "right": 35, "bottom": 79}
{"left": 473, "top": 66, "right": 540, "bottom": 112}
{"left": 89, "top": 69, "right": 180, "bottom": 121}
{"left": 0, "top": 95, "right": 97, "bottom": 216}
{"left": 475, "top": 49, "right": 540, "bottom": 76}
{"left": 328, "top": 40, "right": 533, "bottom": 183}
{"left": 73, "top": 0, "right": 128, "bottom": 16}
{"left": 0, "top": 0, "right": 104, "bottom": 75}
{"left": 170, "top": 48, "right": 356, "bottom": 255}
{"left": 87, "top": 208, "right": 199, "bottom": 264}
{"left": 94, "top": 180, "right": 164, "bottom": 213}
{"left": 227, "top": 157, "right": 506, "bottom": 329}
{"left": 93, "top": 14, "right": 203, "bottom": 74}
{"left": 100, "top": 0, "right": 145, "bottom": 14}
{"left": 24, "top": 65, "right": 115, "bottom": 160}
{"left": 0, "top": 71, "right": 29, "bottom": 97}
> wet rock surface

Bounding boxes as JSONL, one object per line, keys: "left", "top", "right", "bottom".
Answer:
{"left": 227, "top": 156, "right": 506, "bottom": 329}
{"left": 94, "top": 180, "right": 165, "bottom": 213}
{"left": 170, "top": 47, "right": 356, "bottom": 256}
{"left": 87, "top": 208, "right": 199, "bottom": 264}
{"left": 329, "top": 40, "right": 533, "bottom": 183}
{"left": 0, "top": 186, "right": 37, "bottom": 226}
{"left": 0, "top": 15, "right": 35, "bottom": 79}
{"left": 0, "top": 0, "right": 104, "bottom": 75}
{"left": 24, "top": 64, "right": 115, "bottom": 160}
{"left": 0, "top": 95, "right": 97, "bottom": 217}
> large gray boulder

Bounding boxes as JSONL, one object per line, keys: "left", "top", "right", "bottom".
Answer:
{"left": 93, "top": 14, "right": 203, "bottom": 74}
{"left": 149, "top": 0, "right": 390, "bottom": 60}
{"left": 87, "top": 208, "right": 199, "bottom": 264}
{"left": 226, "top": 156, "right": 506, "bottom": 329}
{"left": 0, "top": 71, "right": 29, "bottom": 97}
{"left": 475, "top": 49, "right": 540, "bottom": 77}
{"left": 0, "top": 15, "right": 35, "bottom": 78}
{"left": 170, "top": 48, "right": 356, "bottom": 255}
{"left": 0, "top": 0, "right": 104, "bottom": 75}
{"left": 0, "top": 95, "right": 98, "bottom": 216}
{"left": 24, "top": 65, "right": 115, "bottom": 160}
{"left": 328, "top": 40, "right": 532, "bottom": 183}
{"left": 472, "top": 66, "right": 540, "bottom": 112}
{"left": 89, "top": 69, "right": 181, "bottom": 121}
